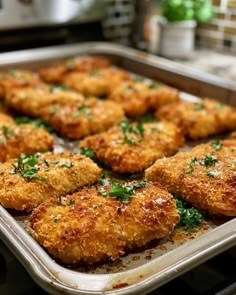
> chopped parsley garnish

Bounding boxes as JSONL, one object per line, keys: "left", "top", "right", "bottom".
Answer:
{"left": 227, "top": 163, "right": 233, "bottom": 167}
{"left": 50, "top": 105, "right": 60, "bottom": 116}
{"left": 133, "top": 76, "right": 144, "bottom": 82}
{"left": 14, "top": 116, "right": 54, "bottom": 133}
{"left": 207, "top": 170, "right": 218, "bottom": 177}
{"left": 9, "top": 69, "right": 16, "bottom": 77}
{"left": 10, "top": 153, "right": 46, "bottom": 182}
{"left": 53, "top": 214, "right": 61, "bottom": 223}
{"left": 99, "top": 180, "right": 147, "bottom": 204}
{"left": 50, "top": 84, "right": 70, "bottom": 92}
{"left": 138, "top": 113, "right": 156, "bottom": 123}
{"left": 73, "top": 105, "right": 92, "bottom": 119}
{"left": 120, "top": 120, "right": 144, "bottom": 145}
{"left": 68, "top": 199, "right": 75, "bottom": 205}
{"left": 194, "top": 102, "right": 204, "bottom": 110}
{"left": 203, "top": 155, "right": 218, "bottom": 166}
{"left": 44, "top": 159, "right": 50, "bottom": 167}
{"left": 174, "top": 194, "right": 204, "bottom": 232}
{"left": 56, "top": 159, "right": 73, "bottom": 168}
{"left": 2, "top": 126, "right": 12, "bottom": 139}
{"left": 185, "top": 155, "right": 218, "bottom": 175}
{"left": 147, "top": 82, "right": 163, "bottom": 89}
{"left": 80, "top": 147, "right": 95, "bottom": 159}
{"left": 211, "top": 140, "right": 222, "bottom": 151}
{"left": 185, "top": 157, "right": 198, "bottom": 174}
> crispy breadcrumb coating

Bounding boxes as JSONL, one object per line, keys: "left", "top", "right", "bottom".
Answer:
{"left": 6, "top": 85, "right": 85, "bottom": 117}
{"left": 63, "top": 67, "right": 130, "bottom": 97}
{"left": 109, "top": 81, "right": 180, "bottom": 117}
{"left": 0, "top": 112, "right": 15, "bottom": 126}
{"left": 41, "top": 98, "right": 126, "bottom": 139}
{"left": 145, "top": 139, "right": 236, "bottom": 216}
{"left": 0, "top": 152, "right": 101, "bottom": 211}
{"left": 80, "top": 121, "right": 184, "bottom": 173}
{"left": 0, "top": 124, "right": 54, "bottom": 162}
{"left": 156, "top": 98, "right": 236, "bottom": 140}
{"left": 0, "top": 70, "right": 41, "bottom": 98}
{"left": 39, "top": 56, "right": 111, "bottom": 83}
{"left": 30, "top": 181, "right": 179, "bottom": 265}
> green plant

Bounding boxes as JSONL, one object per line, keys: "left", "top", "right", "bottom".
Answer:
{"left": 162, "top": 0, "right": 214, "bottom": 22}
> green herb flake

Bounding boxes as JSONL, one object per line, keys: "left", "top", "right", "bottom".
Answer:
{"left": 211, "top": 140, "right": 222, "bottom": 151}
{"left": 50, "top": 84, "right": 70, "bottom": 92}
{"left": 10, "top": 153, "right": 46, "bottom": 182}
{"left": 203, "top": 155, "right": 218, "bottom": 166}
{"left": 44, "top": 159, "right": 50, "bottom": 167}
{"left": 184, "top": 157, "right": 198, "bottom": 174}
{"left": 147, "top": 82, "right": 163, "bottom": 89}
{"left": 9, "top": 69, "right": 16, "bottom": 77}
{"left": 73, "top": 105, "right": 92, "bottom": 119}
{"left": 2, "top": 126, "right": 12, "bottom": 139}
{"left": 174, "top": 194, "right": 204, "bottom": 232}
{"left": 227, "top": 163, "right": 233, "bottom": 167}
{"left": 194, "top": 102, "right": 204, "bottom": 110}
{"left": 133, "top": 76, "right": 144, "bottom": 82}
{"left": 99, "top": 180, "right": 147, "bottom": 204}
{"left": 207, "top": 170, "right": 218, "bottom": 177}
{"left": 50, "top": 105, "right": 60, "bottom": 116}
{"left": 79, "top": 147, "right": 95, "bottom": 159}
{"left": 57, "top": 160, "right": 73, "bottom": 168}
{"left": 120, "top": 120, "right": 144, "bottom": 145}
{"left": 53, "top": 214, "right": 61, "bottom": 223}
{"left": 15, "top": 116, "right": 54, "bottom": 133}
{"left": 68, "top": 199, "right": 75, "bottom": 205}
{"left": 0, "top": 137, "right": 4, "bottom": 145}
{"left": 151, "top": 127, "right": 159, "bottom": 132}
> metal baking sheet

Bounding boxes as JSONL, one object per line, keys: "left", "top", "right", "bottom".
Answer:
{"left": 0, "top": 42, "right": 235, "bottom": 295}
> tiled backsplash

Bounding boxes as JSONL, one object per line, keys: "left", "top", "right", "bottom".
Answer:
{"left": 197, "top": 0, "right": 236, "bottom": 53}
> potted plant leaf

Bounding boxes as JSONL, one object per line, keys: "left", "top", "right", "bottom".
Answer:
{"left": 158, "top": 0, "right": 214, "bottom": 58}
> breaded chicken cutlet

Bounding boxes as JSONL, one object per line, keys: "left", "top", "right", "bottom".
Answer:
{"left": 41, "top": 98, "right": 125, "bottom": 139}
{"left": 0, "top": 112, "right": 54, "bottom": 161}
{"left": 63, "top": 67, "right": 130, "bottom": 97}
{"left": 156, "top": 98, "right": 236, "bottom": 140}
{"left": 80, "top": 120, "right": 184, "bottom": 173}
{"left": 109, "top": 80, "right": 180, "bottom": 117}
{"left": 30, "top": 181, "right": 179, "bottom": 265}
{"left": 0, "top": 69, "right": 41, "bottom": 98}
{"left": 145, "top": 139, "right": 236, "bottom": 216}
{"left": 39, "top": 55, "right": 111, "bottom": 83}
{"left": 6, "top": 84, "right": 85, "bottom": 117}
{"left": 0, "top": 152, "right": 101, "bottom": 211}
{"left": 0, "top": 124, "right": 54, "bottom": 162}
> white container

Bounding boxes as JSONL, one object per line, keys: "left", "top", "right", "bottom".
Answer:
{"left": 158, "top": 18, "right": 196, "bottom": 58}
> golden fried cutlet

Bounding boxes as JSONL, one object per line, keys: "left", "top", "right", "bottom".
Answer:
{"left": 30, "top": 181, "right": 179, "bottom": 264}
{"left": 0, "top": 112, "right": 15, "bottom": 126}
{"left": 6, "top": 85, "right": 85, "bottom": 117}
{"left": 63, "top": 67, "right": 130, "bottom": 97}
{"left": 0, "top": 70, "right": 41, "bottom": 98}
{"left": 156, "top": 98, "right": 236, "bottom": 140}
{"left": 41, "top": 98, "right": 126, "bottom": 139}
{"left": 145, "top": 139, "right": 236, "bottom": 216}
{"left": 80, "top": 120, "right": 184, "bottom": 173}
{"left": 0, "top": 124, "right": 54, "bottom": 162}
{"left": 109, "top": 81, "right": 180, "bottom": 117}
{"left": 39, "top": 55, "right": 111, "bottom": 83}
{"left": 0, "top": 152, "right": 101, "bottom": 211}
